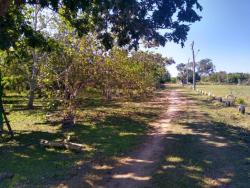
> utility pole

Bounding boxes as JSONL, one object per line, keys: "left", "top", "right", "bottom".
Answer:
{"left": 186, "top": 58, "right": 190, "bottom": 84}
{"left": 191, "top": 41, "right": 199, "bottom": 90}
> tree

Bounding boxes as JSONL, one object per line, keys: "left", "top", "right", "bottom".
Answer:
{"left": 176, "top": 62, "right": 200, "bottom": 83}
{"left": 1, "top": 1, "right": 202, "bottom": 51}
{"left": 202, "top": 71, "right": 250, "bottom": 85}
{"left": 40, "top": 35, "right": 101, "bottom": 126}
{"left": 1, "top": 5, "right": 57, "bottom": 109}
{"left": 176, "top": 63, "right": 187, "bottom": 82}
{"left": 27, "top": 5, "right": 54, "bottom": 109}
{"left": 197, "top": 58, "right": 215, "bottom": 77}
{"left": 40, "top": 37, "right": 173, "bottom": 125}
{"left": 206, "top": 71, "right": 227, "bottom": 83}
{"left": 131, "top": 51, "right": 174, "bottom": 89}
{"left": 0, "top": 0, "right": 202, "bottom": 128}
{"left": 160, "top": 70, "right": 171, "bottom": 83}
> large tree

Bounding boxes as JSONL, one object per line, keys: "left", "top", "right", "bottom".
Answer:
{"left": 0, "top": 0, "right": 202, "bottom": 130}
{"left": 1, "top": 0, "right": 202, "bottom": 51}
{"left": 176, "top": 62, "right": 200, "bottom": 83}
{"left": 176, "top": 63, "right": 187, "bottom": 81}
{"left": 197, "top": 58, "right": 215, "bottom": 76}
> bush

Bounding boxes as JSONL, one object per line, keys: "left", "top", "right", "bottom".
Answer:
{"left": 236, "top": 98, "right": 246, "bottom": 105}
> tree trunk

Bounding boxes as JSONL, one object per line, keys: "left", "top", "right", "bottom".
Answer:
{"left": 106, "top": 89, "right": 112, "bottom": 101}
{"left": 0, "top": 0, "right": 11, "bottom": 17}
{"left": 27, "top": 5, "right": 40, "bottom": 109}
{"left": 104, "top": 87, "right": 112, "bottom": 101}
{"left": 28, "top": 81, "right": 35, "bottom": 109}
{"left": 28, "top": 50, "right": 39, "bottom": 109}
{"left": 0, "top": 72, "right": 3, "bottom": 134}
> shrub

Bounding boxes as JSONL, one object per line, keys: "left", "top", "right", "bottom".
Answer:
{"left": 235, "top": 98, "right": 246, "bottom": 105}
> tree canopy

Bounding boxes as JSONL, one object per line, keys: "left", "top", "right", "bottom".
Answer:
{"left": 197, "top": 58, "right": 215, "bottom": 76}
{"left": 0, "top": 0, "right": 202, "bottom": 50}
{"left": 0, "top": 0, "right": 201, "bottom": 126}
{"left": 176, "top": 60, "right": 214, "bottom": 83}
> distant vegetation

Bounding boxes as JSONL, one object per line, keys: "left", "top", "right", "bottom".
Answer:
{"left": 201, "top": 72, "right": 250, "bottom": 85}
{"left": 176, "top": 58, "right": 214, "bottom": 83}
{"left": 176, "top": 59, "right": 250, "bottom": 85}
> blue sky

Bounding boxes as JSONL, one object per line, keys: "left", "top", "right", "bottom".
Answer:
{"left": 149, "top": 0, "right": 250, "bottom": 76}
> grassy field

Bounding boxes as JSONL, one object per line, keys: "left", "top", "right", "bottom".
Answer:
{"left": 197, "top": 84, "right": 250, "bottom": 105}
{"left": 151, "top": 86, "right": 250, "bottom": 188}
{"left": 0, "top": 93, "right": 163, "bottom": 187}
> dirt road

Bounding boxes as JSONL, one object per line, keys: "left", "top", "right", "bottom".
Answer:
{"left": 59, "top": 87, "right": 250, "bottom": 188}
{"left": 101, "top": 89, "right": 185, "bottom": 188}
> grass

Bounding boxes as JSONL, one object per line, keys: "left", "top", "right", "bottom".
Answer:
{"left": 2, "top": 86, "right": 249, "bottom": 187}
{"left": 0, "top": 93, "right": 163, "bottom": 187}
{"left": 197, "top": 84, "right": 250, "bottom": 105}
{"left": 151, "top": 86, "right": 250, "bottom": 188}
{"left": 197, "top": 84, "right": 250, "bottom": 130}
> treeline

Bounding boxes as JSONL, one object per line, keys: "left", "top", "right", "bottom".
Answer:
{"left": 201, "top": 72, "right": 250, "bottom": 85}
{"left": 1, "top": 39, "right": 172, "bottom": 100}
{"left": 176, "top": 59, "right": 250, "bottom": 85}
{"left": 176, "top": 58, "right": 214, "bottom": 83}
{"left": 0, "top": 10, "right": 173, "bottom": 125}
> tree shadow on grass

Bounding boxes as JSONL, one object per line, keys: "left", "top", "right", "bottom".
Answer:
{"left": 0, "top": 131, "right": 81, "bottom": 187}
{"left": 152, "top": 120, "right": 250, "bottom": 188}
{"left": 78, "top": 98, "right": 122, "bottom": 109}
{"left": 150, "top": 91, "right": 250, "bottom": 188}
{"left": 65, "top": 115, "right": 149, "bottom": 157}
{"left": 0, "top": 111, "right": 153, "bottom": 187}
{"left": 95, "top": 124, "right": 250, "bottom": 188}
{"left": 0, "top": 90, "right": 165, "bottom": 187}
{"left": 76, "top": 88, "right": 250, "bottom": 188}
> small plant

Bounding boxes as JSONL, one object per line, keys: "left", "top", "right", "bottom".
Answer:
{"left": 236, "top": 98, "right": 246, "bottom": 105}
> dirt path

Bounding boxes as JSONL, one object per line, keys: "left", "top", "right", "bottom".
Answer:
{"left": 58, "top": 87, "right": 250, "bottom": 188}
{"left": 100, "top": 89, "right": 186, "bottom": 188}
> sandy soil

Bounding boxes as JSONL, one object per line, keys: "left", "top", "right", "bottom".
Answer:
{"left": 100, "top": 89, "right": 185, "bottom": 188}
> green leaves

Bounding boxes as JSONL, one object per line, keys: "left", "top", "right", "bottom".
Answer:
{"left": 0, "top": 5, "right": 24, "bottom": 50}
{"left": 0, "top": 0, "right": 202, "bottom": 50}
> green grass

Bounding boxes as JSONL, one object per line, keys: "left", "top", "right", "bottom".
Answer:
{"left": 197, "top": 84, "right": 250, "bottom": 105}
{"left": 0, "top": 94, "right": 162, "bottom": 187}
{"left": 196, "top": 84, "right": 250, "bottom": 130}
{"left": 151, "top": 86, "right": 250, "bottom": 188}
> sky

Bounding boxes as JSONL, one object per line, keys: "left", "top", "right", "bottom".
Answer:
{"left": 149, "top": 0, "right": 250, "bottom": 77}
